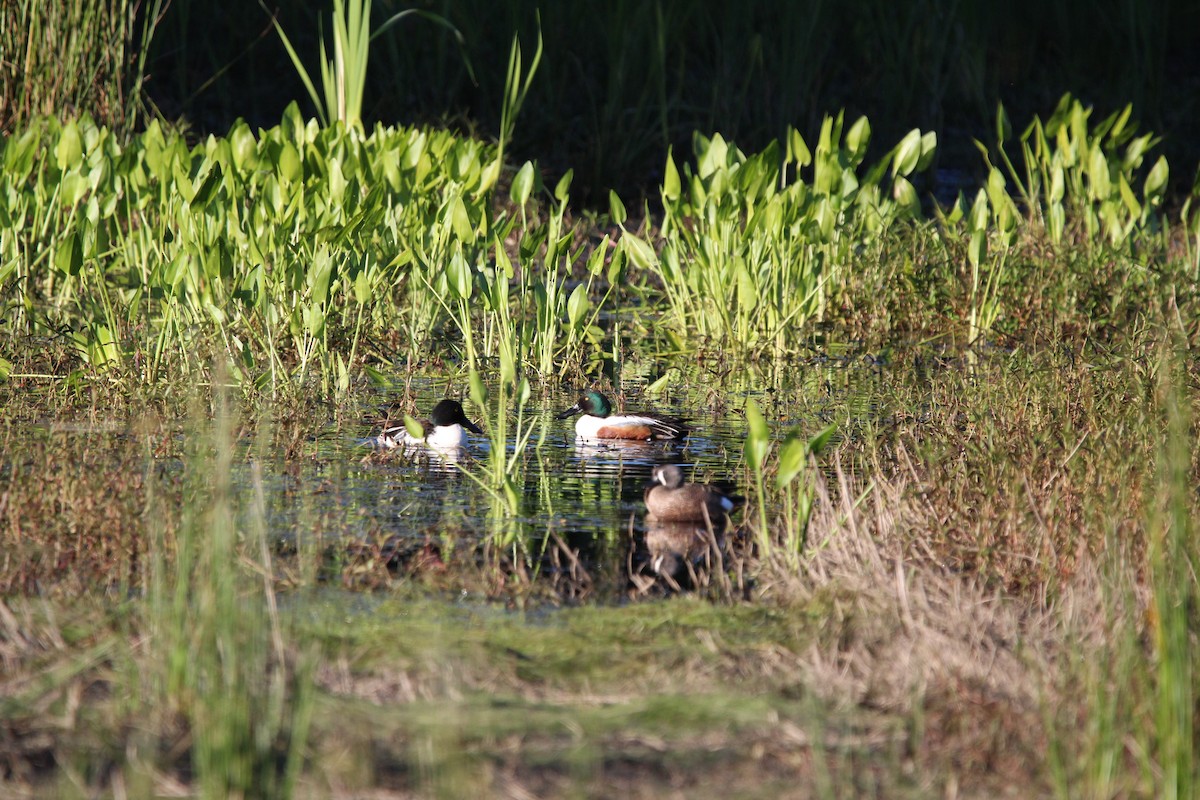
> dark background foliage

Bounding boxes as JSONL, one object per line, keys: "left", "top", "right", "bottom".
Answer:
{"left": 10, "top": 0, "right": 1200, "bottom": 204}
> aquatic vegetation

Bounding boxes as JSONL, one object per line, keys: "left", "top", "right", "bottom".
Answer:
{"left": 268, "top": 0, "right": 465, "bottom": 133}
{"left": 0, "top": 107, "right": 497, "bottom": 391}
{"left": 649, "top": 118, "right": 937, "bottom": 352}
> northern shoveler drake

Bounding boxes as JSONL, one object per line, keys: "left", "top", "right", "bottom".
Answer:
{"left": 556, "top": 390, "right": 688, "bottom": 441}
{"left": 378, "top": 399, "right": 483, "bottom": 450}
{"left": 643, "top": 464, "right": 740, "bottom": 522}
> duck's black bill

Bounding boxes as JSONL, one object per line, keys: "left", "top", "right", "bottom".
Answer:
{"left": 463, "top": 419, "right": 484, "bottom": 435}
{"left": 555, "top": 403, "right": 582, "bottom": 419}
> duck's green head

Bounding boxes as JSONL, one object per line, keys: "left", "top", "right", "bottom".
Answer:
{"left": 556, "top": 390, "right": 612, "bottom": 419}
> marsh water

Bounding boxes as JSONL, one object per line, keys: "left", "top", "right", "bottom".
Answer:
{"left": 12, "top": 343, "right": 896, "bottom": 599}
{"left": 255, "top": 344, "right": 891, "bottom": 594}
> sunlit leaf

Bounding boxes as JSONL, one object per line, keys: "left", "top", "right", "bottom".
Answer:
{"left": 645, "top": 373, "right": 671, "bottom": 395}
{"left": 447, "top": 248, "right": 472, "bottom": 299}
{"left": 469, "top": 368, "right": 488, "bottom": 410}
{"left": 511, "top": 160, "right": 535, "bottom": 207}
{"left": 55, "top": 121, "right": 82, "bottom": 171}
{"left": 1144, "top": 155, "right": 1169, "bottom": 199}
{"left": 845, "top": 116, "right": 871, "bottom": 164}
{"left": 609, "top": 190, "right": 627, "bottom": 226}
{"left": 776, "top": 432, "right": 808, "bottom": 489}
{"left": 621, "top": 232, "right": 655, "bottom": 269}
{"left": 662, "top": 150, "right": 681, "bottom": 202}
{"left": 916, "top": 130, "right": 938, "bottom": 172}
{"left": 554, "top": 169, "right": 573, "bottom": 203}
{"left": 891, "top": 128, "right": 922, "bottom": 177}
{"left": 403, "top": 414, "right": 424, "bottom": 439}
{"left": 54, "top": 233, "right": 83, "bottom": 276}
{"left": 450, "top": 195, "right": 475, "bottom": 242}
{"left": 787, "top": 127, "right": 811, "bottom": 168}
{"left": 566, "top": 283, "right": 588, "bottom": 329}
{"left": 743, "top": 398, "right": 770, "bottom": 469}
{"left": 808, "top": 424, "right": 837, "bottom": 455}
{"left": 968, "top": 228, "right": 986, "bottom": 269}
{"left": 1088, "top": 146, "right": 1111, "bottom": 199}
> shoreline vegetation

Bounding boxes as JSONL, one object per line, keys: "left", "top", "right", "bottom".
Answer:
{"left": 3, "top": 1, "right": 1199, "bottom": 797}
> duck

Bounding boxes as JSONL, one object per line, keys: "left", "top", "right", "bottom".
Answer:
{"left": 645, "top": 520, "right": 720, "bottom": 582}
{"left": 377, "top": 399, "right": 483, "bottom": 450}
{"left": 556, "top": 390, "right": 688, "bottom": 441}
{"left": 643, "top": 464, "right": 740, "bottom": 523}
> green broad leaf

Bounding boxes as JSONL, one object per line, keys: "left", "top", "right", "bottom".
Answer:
{"left": 354, "top": 266, "right": 370, "bottom": 305}
{"left": 511, "top": 161, "right": 535, "bottom": 207}
{"left": 363, "top": 365, "right": 392, "bottom": 388}
{"left": 278, "top": 141, "right": 302, "bottom": 183}
{"left": 1123, "top": 133, "right": 1151, "bottom": 172}
{"left": 172, "top": 158, "right": 198, "bottom": 203}
{"left": 787, "top": 127, "right": 811, "bottom": 168}
{"left": 891, "top": 129, "right": 922, "bottom": 177}
{"left": 447, "top": 249, "right": 473, "bottom": 299}
{"left": 936, "top": 193, "right": 966, "bottom": 226}
{"left": 845, "top": 116, "right": 871, "bottom": 164}
{"left": 776, "top": 432, "right": 808, "bottom": 489}
{"left": 968, "top": 228, "right": 986, "bottom": 269}
{"left": 308, "top": 251, "right": 334, "bottom": 305}
{"left": 808, "top": 423, "right": 837, "bottom": 456}
{"left": 609, "top": 190, "right": 627, "bottom": 226}
{"left": 4, "top": 127, "right": 39, "bottom": 180}
{"left": 192, "top": 162, "right": 223, "bottom": 208}
{"left": 88, "top": 325, "right": 119, "bottom": 367}
{"left": 566, "top": 283, "right": 589, "bottom": 329}
{"left": 1144, "top": 155, "right": 1169, "bottom": 199}
{"left": 1088, "top": 146, "right": 1111, "bottom": 200}
{"left": 450, "top": 195, "right": 476, "bottom": 242}
{"left": 620, "top": 232, "right": 656, "bottom": 269}
{"left": 645, "top": 373, "right": 671, "bottom": 396}
{"left": 554, "top": 169, "right": 574, "bottom": 203}
{"left": 1050, "top": 162, "right": 1065, "bottom": 204}
{"left": 204, "top": 300, "right": 226, "bottom": 326}
{"left": 995, "top": 103, "right": 1012, "bottom": 145}
{"left": 662, "top": 150, "right": 681, "bottom": 202}
{"left": 743, "top": 398, "right": 770, "bottom": 469}
{"left": 382, "top": 152, "right": 401, "bottom": 190}
{"left": 469, "top": 368, "right": 488, "bottom": 410}
{"left": 54, "top": 232, "right": 83, "bottom": 276}
{"left": 969, "top": 188, "right": 989, "bottom": 232}
{"left": 402, "top": 131, "right": 426, "bottom": 170}
{"left": 230, "top": 122, "right": 257, "bottom": 171}
{"left": 55, "top": 121, "right": 83, "bottom": 171}
{"left": 586, "top": 234, "right": 610, "bottom": 276}
{"left": 493, "top": 238, "right": 515, "bottom": 279}
{"left": 984, "top": 167, "right": 1008, "bottom": 209}
{"left": 735, "top": 258, "right": 757, "bottom": 313}
{"left": 1118, "top": 175, "right": 1140, "bottom": 218}
{"left": 606, "top": 245, "right": 625, "bottom": 284}
{"left": 403, "top": 414, "right": 424, "bottom": 440}
{"left": 60, "top": 171, "right": 88, "bottom": 207}
{"left": 1048, "top": 203, "right": 1065, "bottom": 244}
{"left": 892, "top": 176, "right": 919, "bottom": 217}
{"left": 697, "top": 132, "right": 729, "bottom": 179}
{"left": 1108, "top": 103, "right": 1133, "bottom": 142}
{"left": 813, "top": 198, "right": 835, "bottom": 242}
{"left": 0, "top": 356, "right": 12, "bottom": 381}
{"left": 304, "top": 305, "right": 325, "bottom": 337}
{"left": 916, "top": 131, "right": 938, "bottom": 172}
{"left": 478, "top": 158, "right": 500, "bottom": 194}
